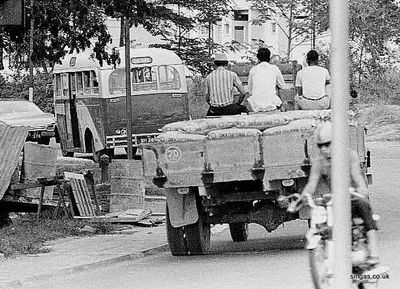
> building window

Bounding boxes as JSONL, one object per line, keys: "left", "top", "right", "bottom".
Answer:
{"left": 271, "top": 22, "right": 277, "bottom": 33}
{"left": 199, "top": 26, "right": 208, "bottom": 35}
{"left": 216, "top": 25, "right": 222, "bottom": 43}
{"left": 234, "top": 10, "right": 248, "bottom": 21}
{"left": 224, "top": 24, "right": 230, "bottom": 34}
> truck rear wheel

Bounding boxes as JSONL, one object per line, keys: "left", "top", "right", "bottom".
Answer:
{"left": 229, "top": 222, "right": 249, "bottom": 242}
{"left": 166, "top": 205, "right": 188, "bottom": 256}
{"left": 185, "top": 209, "right": 210, "bottom": 255}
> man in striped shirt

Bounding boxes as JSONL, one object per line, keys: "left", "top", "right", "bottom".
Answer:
{"left": 205, "top": 53, "right": 249, "bottom": 116}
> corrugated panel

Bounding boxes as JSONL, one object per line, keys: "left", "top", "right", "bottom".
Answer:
{"left": 64, "top": 172, "right": 96, "bottom": 216}
{"left": 0, "top": 121, "right": 29, "bottom": 199}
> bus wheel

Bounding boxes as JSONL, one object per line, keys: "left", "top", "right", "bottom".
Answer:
{"left": 38, "top": 137, "right": 50, "bottom": 145}
{"left": 60, "top": 141, "right": 74, "bottom": 157}
{"left": 62, "top": 151, "right": 74, "bottom": 157}
{"left": 124, "top": 147, "right": 138, "bottom": 156}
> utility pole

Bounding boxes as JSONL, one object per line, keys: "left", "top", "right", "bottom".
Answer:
{"left": 330, "top": 0, "right": 351, "bottom": 288}
{"left": 124, "top": 19, "right": 133, "bottom": 159}
{"left": 28, "top": 0, "right": 34, "bottom": 101}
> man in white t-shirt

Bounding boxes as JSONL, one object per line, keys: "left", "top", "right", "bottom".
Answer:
{"left": 295, "top": 50, "right": 331, "bottom": 110}
{"left": 247, "top": 48, "right": 286, "bottom": 112}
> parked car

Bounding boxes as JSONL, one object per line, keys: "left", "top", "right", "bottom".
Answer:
{"left": 0, "top": 98, "right": 55, "bottom": 145}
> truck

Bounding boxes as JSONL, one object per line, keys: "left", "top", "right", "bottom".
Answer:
{"left": 141, "top": 109, "right": 371, "bottom": 256}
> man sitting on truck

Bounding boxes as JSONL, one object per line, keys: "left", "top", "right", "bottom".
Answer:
{"left": 205, "top": 53, "right": 249, "bottom": 116}
{"left": 295, "top": 50, "right": 331, "bottom": 110}
{"left": 247, "top": 47, "right": 286, "bottom": 112}
{"left": 301, "top": 122, "right": 380, "bottom": 265}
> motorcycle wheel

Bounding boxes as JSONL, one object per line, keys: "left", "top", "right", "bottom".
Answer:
{"left": 309, "top": 239, "right": 335, "bottom": 289}
{"left": 358, "top": 282, "right": 378, "bottom": 289}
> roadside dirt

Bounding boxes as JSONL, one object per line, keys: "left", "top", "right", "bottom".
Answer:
{"left": 360, "top": 104, "right": 400, "bottom": 142}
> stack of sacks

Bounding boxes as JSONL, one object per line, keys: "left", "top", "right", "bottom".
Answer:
{"left": 155, "top": 131, "right": 207, "bottom": 143}
{"left": 161, "top": 109, "right": 335, "bottom": 136}
{"left": 208, "top": 128, "right": 262, "bottom": 140}
{"left": 263, "top": 119, "right": 317, "bottom": 135}
{"left": 158, "top": 109, "right": 358, "bottom": 143}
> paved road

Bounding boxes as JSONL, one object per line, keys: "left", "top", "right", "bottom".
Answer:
{"left": 30, "top": 141, "right": 399, "bottom": 289}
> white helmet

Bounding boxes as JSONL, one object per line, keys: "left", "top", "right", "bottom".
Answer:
{"left": 316, "top": 121, "right": 332, "bottom": 144}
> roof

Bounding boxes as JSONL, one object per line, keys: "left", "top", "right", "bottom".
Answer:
{"left": 0, "top": 121, "right": 29, "bottom": 200}
{"left": 53, "top": 48, "right": 183, "bottom": 72}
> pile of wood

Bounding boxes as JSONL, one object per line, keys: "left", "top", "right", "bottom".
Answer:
{"left": 74, "top": 208, "right": 165, "bottom": 227}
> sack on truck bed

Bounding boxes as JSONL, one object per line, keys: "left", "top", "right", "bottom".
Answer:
{"left": 156, "top": 131, "right": 207, "bottom": 143}
{"left": 161, "top": 116, "right": 240, "bottom": 135}
{"left": 208, "top": 128, "right": 262, "bottom": 140}
{"left": 236, "top": 113, "right": 289, "bottom": 130}
{"left": 263, "top": 119, "right": 317, "bottom": 135}
{"left": 282, "top": 109, "right": 331, "bottom": 122}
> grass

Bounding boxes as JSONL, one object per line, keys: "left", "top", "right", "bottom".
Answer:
{"left": 0, "top": 214, "right": 113, "bottom": 258}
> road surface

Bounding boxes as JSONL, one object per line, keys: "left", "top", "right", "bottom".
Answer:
{"left": 30, "top": 141, "right": 399, "bottom": 289}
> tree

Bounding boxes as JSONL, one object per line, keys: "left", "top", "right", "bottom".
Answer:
{"left": 250, "top": 0, "right": 319, "bottom": 59}
{"left": 348, "top": 0, "right": 400, "bottom": 83}
{"left": 0, "top": 0, "right": 112, "bottom": 72}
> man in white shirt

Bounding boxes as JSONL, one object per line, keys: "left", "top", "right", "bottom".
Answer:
{"left": 295, "top": 50, "right": 331, "bottom": 110}
{"left": 247, "top": 48, "right": 286, "bottom": 112}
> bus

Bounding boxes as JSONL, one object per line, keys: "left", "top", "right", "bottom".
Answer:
{"left": 53, "top": 48, "right": 190, "bottom": 159}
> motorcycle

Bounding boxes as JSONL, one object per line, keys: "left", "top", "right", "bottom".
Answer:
{"left": 286, "top": 192, "right": 389, "bottom": 289}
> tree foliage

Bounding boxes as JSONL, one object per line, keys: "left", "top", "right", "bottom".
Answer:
{"left": 0, "top": 72, "right": 53, "bottom": 113}
{"left": 1, "top": 0, "right": 111, "bottom": 72}
{"left": 250, "top": 0, "right": 321, "bottom": 59}
{"left": 348, "top": 0, "right": 400, "bottom": 82}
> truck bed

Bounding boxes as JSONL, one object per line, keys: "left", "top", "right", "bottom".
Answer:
{"left": 142, "top": 110, "right": 365, "bottom": 189}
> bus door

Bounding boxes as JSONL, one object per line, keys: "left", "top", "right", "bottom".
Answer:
{"left": 68, "top": 72, "right": 81, "bottom": 148}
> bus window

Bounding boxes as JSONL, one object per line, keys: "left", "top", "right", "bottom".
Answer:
{"left": 109, "top": 69, "right": 126, "bottom": 95}
{"left": 132, "top": 67, "right": 157, "bottom": 91}
{"left": 159, "top": 65, "right": 181, "bottom": 90}
{"left": 76, "top": 72, "right": 83, "bottom": 94}
{"left": 55, "top": 74, "right": 62, "bottom": 97}
{"left": 92, "top": 71, "right": 99, "bottom": 94}
{"left": 83, "top": 71, "right": 91, "bottom": 94}
{"left": 62, "top": 74, "right": 68, "bottom": 97}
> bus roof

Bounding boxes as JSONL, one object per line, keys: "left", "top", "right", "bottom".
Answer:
{"left": 53, "top": 48, "right": 183, "bottom": 72}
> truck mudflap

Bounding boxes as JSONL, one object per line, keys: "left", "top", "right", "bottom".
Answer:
{"left": 165, "top": 188, "right": 198, "bottom": 228}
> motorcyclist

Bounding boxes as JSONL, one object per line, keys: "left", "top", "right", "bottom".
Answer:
{"left": 301, "top": 121, "right": 380, "bottom": 266}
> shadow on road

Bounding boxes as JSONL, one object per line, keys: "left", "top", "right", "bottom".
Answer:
{"left": 210, "top": 234, "right": 306, "bottom": 255}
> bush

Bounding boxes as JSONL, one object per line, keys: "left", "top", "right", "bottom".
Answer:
{"left": 356, "top": 71, "right": 400, "bottom": 106}
{"left": 0, "top": 72, "right": 54, "bottom": 113}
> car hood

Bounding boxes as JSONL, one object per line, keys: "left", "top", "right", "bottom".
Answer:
{"left": 0, "top": 112, "right": 55, "bottom": 129}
